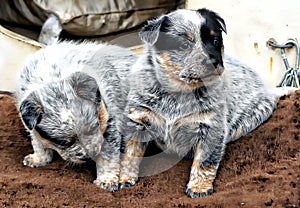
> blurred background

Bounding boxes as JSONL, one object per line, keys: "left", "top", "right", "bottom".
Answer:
{"left": 1, "top": 0, "right": 299, "bottom": 91}
{"left": 0, "top": 0, "right": 185, "bottom": 43}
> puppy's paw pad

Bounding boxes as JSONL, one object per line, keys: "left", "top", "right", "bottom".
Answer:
{"left": 186, "top": 188, "right": 214, "bottom": 198}
{"left": 93, "top": 179, "right": 119, "bottom": 192}
{"left": 23, "top": 154, "right": 51, "bottom": 168}
{"left": 119, "top": 177, "right": 139, "bottom": 189}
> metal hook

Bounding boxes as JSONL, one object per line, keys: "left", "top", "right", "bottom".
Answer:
{"left": 277, "top": 39, "right": 300, "bottom": 88}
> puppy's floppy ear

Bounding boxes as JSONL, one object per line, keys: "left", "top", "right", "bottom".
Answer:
{"left": 197, "top": 8, "right": 227, "bottom": 34}
{"left": 139, "top": 15, "right": 172, "bottom": 45}
{"left": 69, "top": 72, "right": 101, "bottom": 104}
{"left": 20, "top": 93, "right": 43, "bottom": 130}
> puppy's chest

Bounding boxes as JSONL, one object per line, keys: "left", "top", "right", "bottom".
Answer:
{"left": 129, "top": 93, "right": 214, "bottom": 144}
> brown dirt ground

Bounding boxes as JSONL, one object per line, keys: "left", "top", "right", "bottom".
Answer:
{"left": 0, "top": 91, "right": 299, "bottom": 208}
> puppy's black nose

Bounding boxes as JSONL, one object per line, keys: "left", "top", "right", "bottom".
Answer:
{"left": 179, "top": 69, "right": 200, "bottom": 79}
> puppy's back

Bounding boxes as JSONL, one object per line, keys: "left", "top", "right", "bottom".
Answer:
{"left": 16, "top": 41, "right": 136, "bottom": 103}
{"left": 223, "top": 55, "right": 277, "bottom": 142}
{"left": 16, "top": 42, "right": 105, "bottom": 101}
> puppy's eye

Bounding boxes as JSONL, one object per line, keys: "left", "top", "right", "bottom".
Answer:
{"left": 58, "top": 136, "right": 77, "bottom": 149}
{"left": 213, "top": 39, "right": 219, "bottom": 47}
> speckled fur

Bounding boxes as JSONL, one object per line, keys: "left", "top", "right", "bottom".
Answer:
{"left": 16, "top": 41, "right": 137, "bottom": 192}
{"left": 119, "top": 9, "right": 293, "bottom": 197}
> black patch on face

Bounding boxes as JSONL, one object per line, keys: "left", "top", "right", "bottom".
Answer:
{"left": 35, "top": 126, "right": 77, "bottom": 150}
{"left": 197, "top": 9, "right": 226, "bottom": 67}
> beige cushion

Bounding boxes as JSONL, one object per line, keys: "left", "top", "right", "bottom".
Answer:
{"left": 0, "top": 0, "right": 185, "bottom": 36}
{"left": 0, "top": 25, "right": 44, "bottom": 92}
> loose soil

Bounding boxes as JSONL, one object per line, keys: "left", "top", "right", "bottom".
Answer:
{"left": 0, "top": 91, "right": 299, "bottom": 208}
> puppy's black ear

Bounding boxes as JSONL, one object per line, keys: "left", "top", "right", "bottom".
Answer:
{"left": 215, "top": 15, "right": 227, "bottom": 34}
{"left": 139, "top": 16, "right": 172, "bottom": 45}
{"left": 198, "top": 8, "right": 227, "bottom": 34}
{"left": 69, "top": 72, "right": 101, "bottom": 104}
{"left": 20, "top": 93, "right": 43, "bottom": 130}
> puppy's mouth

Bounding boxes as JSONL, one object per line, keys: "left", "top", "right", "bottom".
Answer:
{"left": 180, "top": 76, "right": 203, "bottom": 84}
{"left": 179, "top": 66, "right": 224, "bottom": 85}
{"left": 179, "top": 74, "right": 219, "bottom": 84}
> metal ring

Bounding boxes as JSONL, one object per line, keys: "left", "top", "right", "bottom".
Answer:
{"left": 267, "top": 41, "right": 293, "bottom": 49}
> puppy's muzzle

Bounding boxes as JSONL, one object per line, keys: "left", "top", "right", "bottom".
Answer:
{"left": 179, "top": 59, "right": 223, "bottom": 84}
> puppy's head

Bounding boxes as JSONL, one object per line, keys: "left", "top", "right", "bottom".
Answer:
{"left": 140, "top": 8, "right": 227, "bottom": 90}
{"left": 19, "top": 72, "right": 105, "bottom": 163}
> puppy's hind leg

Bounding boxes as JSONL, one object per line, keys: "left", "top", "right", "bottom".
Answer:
{"left": 228, "top": 95, "right": 278, "bottom": 143}
{"left": 23, "top": 131, "right": 53, "bottom": 168}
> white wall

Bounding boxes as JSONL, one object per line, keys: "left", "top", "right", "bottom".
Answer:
{"left": 0, "top": 26, "right": 43, "bottom": 92}
{"left": 187, "top": 0, "right": 300, "bottom": 88}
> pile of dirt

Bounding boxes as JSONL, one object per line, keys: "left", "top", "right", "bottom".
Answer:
{"left": 0, "top": 91, "right": 299, "bottom": 208}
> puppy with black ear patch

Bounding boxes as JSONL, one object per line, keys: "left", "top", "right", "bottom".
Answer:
{"left": 119, "top": 9, "right": 295, "bottom": 198}
{"left": 16, "top": 41, "right": 137, "bottom": 192}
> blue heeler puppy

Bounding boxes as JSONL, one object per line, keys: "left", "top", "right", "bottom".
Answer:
{"left": 16, "top": 41, "right": 137, "bottom": 192}
{"left": 119, "top": 8, "right": 296, "bottom": 198}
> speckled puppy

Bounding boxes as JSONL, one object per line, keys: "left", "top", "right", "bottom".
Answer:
{"left": 16, "top": 41, "right": 137, "bottom": 192}
{"left": 119, "top": 8, "right": 294, "bottom": 198}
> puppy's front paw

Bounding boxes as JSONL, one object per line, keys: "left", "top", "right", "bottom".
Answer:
{"left": 119, "top": 139, "right": 144, "bottom": 189}
{"left": 186, "top": 173, "right": 214, "bottom": 198}
{"left": 186, "top": 187, "right": 214, "bottom": 198}
{"left": 23, "top": 153, "right": 52, "bottom": 168}
{"left": 93, "top": 175, "right": 119, "bottom": 192}
{"left": 119, "top": 158, "right": 140, "bottom": 189}
{"left": 119, "top": 176, "right": 139, "bottom": 188}
{"left": 95, "top": 155, "right": 121, "bottom": 192}
{"left": 186, "top": 164, "right": 217, "bottom": 198}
